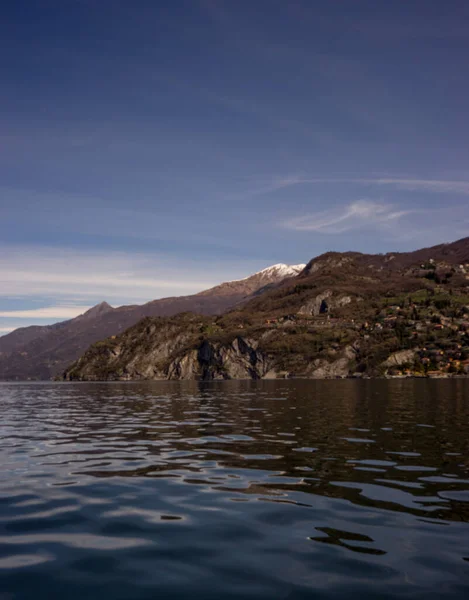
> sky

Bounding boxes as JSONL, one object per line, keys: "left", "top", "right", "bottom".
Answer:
{"left": 1, "top": 0, "right": 469, "bottom": 335}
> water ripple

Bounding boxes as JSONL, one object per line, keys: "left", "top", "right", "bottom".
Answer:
{"left": 0, "top": 379, "right": 469, "bottom": 599}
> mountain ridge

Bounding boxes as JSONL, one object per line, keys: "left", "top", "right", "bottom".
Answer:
{"left": 64, "top": 237, "right": 469, "bottom": 382}
{"left": 0, "top": 263, "right": 304, "bottom": 380}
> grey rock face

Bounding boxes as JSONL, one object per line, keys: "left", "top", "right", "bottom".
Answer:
{"left": 168, "top": 337, "right": 272, "bottom": 380}
{"left": 382, "top": 349, "right": 416, "bottom": 368}
{"left": 307, "top": 357, "right": 351, "bottom": 378}
{"left": 298, "top": 291, "right": 353, "bottom": 316}
{"left": 304, "top": 256, "right": 353, "bottom": 275}
{"left": 65, "top": 314, "right": 274, "bottom": 381}
{"left": 305, "top": 345, "right": 356, "bottom": 378}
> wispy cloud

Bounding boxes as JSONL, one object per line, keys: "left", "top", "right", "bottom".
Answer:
{"left": 0, "top": 306, "right": 93, "bottom": 320}
{"left": 0, "top": 246, "right": 265, "bottom": 306}
{"left": 283, "top": 200, "right": 414, "bottom": 233}
{"left": 262, "top": 176, "right": 469, "bottom": 196}
{"left": 368, "top": 178, "right": 469, "bottom": 195}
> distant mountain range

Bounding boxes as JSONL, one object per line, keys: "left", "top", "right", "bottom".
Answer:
{"left": 0, "top": 263, "right": 305, "bottom": 380}
{"left": 64, "top": 236, "right": 469, "bottom": 382}
{"left": 5, "top": 237, "right": 469, "bottom": 381}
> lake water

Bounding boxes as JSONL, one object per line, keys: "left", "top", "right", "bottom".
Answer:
{"left": 0, "top": 380, "right": 469, "bottom": 599}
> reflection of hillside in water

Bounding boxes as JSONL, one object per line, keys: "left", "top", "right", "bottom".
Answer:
{"left": 55, "top": 379, "right": 469, "bottom": 527}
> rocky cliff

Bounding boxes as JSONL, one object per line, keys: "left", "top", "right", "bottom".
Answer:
{"left": 64, "top": 314, "right": 357, "bottom": 382}
{"left": 64, "top": 315, "right": 275, "bottom": 381}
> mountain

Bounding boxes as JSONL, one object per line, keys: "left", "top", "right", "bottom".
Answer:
{"left": 77, "top": 301, "right": 114, "bottom": 320}
{"left": 64, "top": 237, "right": 469, "bottom": 381}
{"left": 197, "top": 264, "right": 305, "bottom": 297}
{"left": 0, "top": 264, "right": 304, "bottom": 380}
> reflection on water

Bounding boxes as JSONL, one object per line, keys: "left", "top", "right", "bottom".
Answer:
{"left": 0, "top": 379, "right": 469, "bottom": 599}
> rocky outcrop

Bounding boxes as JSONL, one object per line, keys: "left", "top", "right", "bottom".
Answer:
{"left": 303, "top": 254, "right": 355, "bottom": 276}
{"left": 65, "top": 323, "right": 359, "bottom": 381}
{"left": 168, "top": 337, "right": 271, "bottom": 380}
{"left": 64, "top": 317, "right": 199, "bottom": 381}
{"left": 298, "top": 290, "right": 353, "bottom": 316}
{"left": 305, "top": 345, "right": 356, "bottom": 378}
{"left": 65, "top": 315, "right": 273, "bottom": 381}
{"left": 307, "top": 357, "right": 351, "bottom": 378}
{"left": 382, "top": 349, "right": 416, "bottom": 368}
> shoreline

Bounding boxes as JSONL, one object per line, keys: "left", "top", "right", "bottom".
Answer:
{"left": 2, "top": 373, "right": 469, "bottom": 383}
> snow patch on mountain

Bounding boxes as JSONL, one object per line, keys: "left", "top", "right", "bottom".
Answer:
{"left": 256, "top": 263, "right": 306, "bottom": 278}
{"left": 233, "top": 263, "right": 306, "bottom": 282}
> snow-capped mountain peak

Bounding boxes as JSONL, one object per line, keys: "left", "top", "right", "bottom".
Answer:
{"left": 254, "top": 263, "right": 306, "bottom": 278}
{"left": 196, "top": 263, "right": 306, "bottom": 298}
{"left": 229, "top": 263, "right": 306, "bottom": 284}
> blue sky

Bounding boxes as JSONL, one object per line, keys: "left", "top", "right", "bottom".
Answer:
{"left": 1, "top": 0, "right": 469, "bottom": 334}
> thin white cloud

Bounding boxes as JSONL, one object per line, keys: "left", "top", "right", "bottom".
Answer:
{"left": 0, "top": 269, "right": 212, "bottom": 294}
{"left": 0, "top": 306, "right": 93, "bottom": 319}
{"left": 369, "top": 178, "right": 469, "bottom": 195}
{"left": 0, "top": 246, "right": 266, "bottom": 305}
{"left": 0, "top": 327, "right": 15, "bottom": 334}
{"left": 263, "top": 176, "right": 469, "bottom": 196}
{"left": 283, "top": 200, "right": 413, "bottom": 233}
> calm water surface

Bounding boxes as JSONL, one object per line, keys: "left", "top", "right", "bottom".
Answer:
{"left": 0, "top": 380, "right": 469, "bottom": 599}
